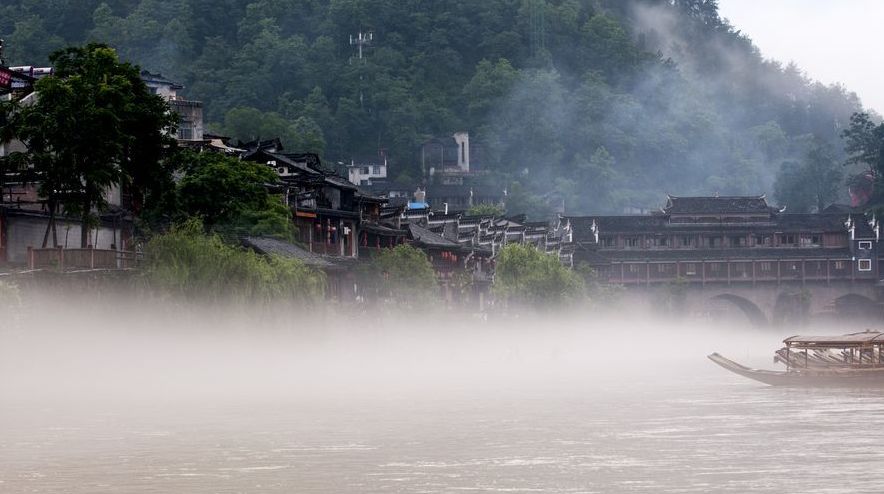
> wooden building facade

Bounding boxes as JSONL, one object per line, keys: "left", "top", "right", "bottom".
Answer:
{"left": 564, "top": 195, "right": 880, "bottom": 286}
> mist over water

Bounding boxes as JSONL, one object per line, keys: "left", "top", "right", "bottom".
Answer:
{"left": 3, "top": 298, "right": 884, "bottom": 493}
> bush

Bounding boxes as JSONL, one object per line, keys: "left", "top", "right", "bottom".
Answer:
{"left": 143, "top": 219, "right": 325, "bottom": 303}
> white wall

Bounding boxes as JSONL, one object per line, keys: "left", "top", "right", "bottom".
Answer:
{"left": 453, "top": 132, "right": 470, "bottom": 172}
{"left": 6, "top": 216, "right": 121, "bottom": 263}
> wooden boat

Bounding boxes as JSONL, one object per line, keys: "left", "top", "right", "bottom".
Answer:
{"left": 709, "top": 330, "right": 884, "bottom": 386}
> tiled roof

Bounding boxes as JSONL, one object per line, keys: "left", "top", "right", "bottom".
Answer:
{"left": 566, "top": 213, "right": 853, "bottom": 240}
{"left": 408, "top": 223, "right": 462, "bottom": 249}
{"left": 665, "top": 195, "right": 771, "bottom": 215}
{"left": 242, "top": 236, "right": 340, "bottom": 269}
{"left": 140, "top": 70, "right": 183, "bottom": 89}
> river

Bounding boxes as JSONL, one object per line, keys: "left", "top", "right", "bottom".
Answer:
{"left": 3, "top": 313, "right": 884, "bottom": 493}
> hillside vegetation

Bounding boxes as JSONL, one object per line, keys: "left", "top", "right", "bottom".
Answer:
{"left": 0, "top": 0, "right": 867, "bottom": 213}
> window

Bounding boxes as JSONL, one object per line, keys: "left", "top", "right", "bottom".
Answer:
{"left": 680, "top": 236, "right": 693, "bottom": 247}
{"left": 627, "top": 264, "right": 640, "bottom": 273}
{"left": 625, "top": 238, "right": 639, "bottom": 248}
{"left": 600, "top": 236, "right": 615, "bottom": 247}
{"left": 780, "top": 235, "right": 796, "bottom": 245}
{"left": 709, "top": 263, "right": 721, "bottom": 273}
{"left": 685, "top": 263, "right": 696, "bottom": 275}
{"left": 760, "top": 262, "right": 772, "bottom": 273}
{"left": 177, "top": 121, "right": 193, "bottom": 140}
{"left": 653, "top": 237, "right": 668, "bottom": 247}
{"left": 657, "top": 263, "right": 674, "bottom": 274}
{"left": 812, "top": 235, "right": 821, "bottom": 245}
{"left": 362, "top": 166, "right": 369, "bottom": 174}
{"left": 730, "top": 236, "right": 745, "bottom": 247}
{"left": 859, "top": 241, "right": 872, "bottom": 250}
{"left": 834, "top": 261, "right": 846, "bottom": 270}
{"left": 755, "top": 235, "right": 766, "bottom": 246}
{"left": 859, "top": 259, "right": 872, "bottom": 271}
{"left": 372, "top": 165, "right": 381, "bottom": 175}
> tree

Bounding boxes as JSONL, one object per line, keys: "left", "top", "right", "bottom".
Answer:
{"left": 468, "top": 203, "right": 505, "bottom": 216}
{"left": 842, "top": 112, "right": 883, "bottom": 173}
{"left": 174, "top": 151, "right": 293, "bottom": 239}
{"left": 842, "top": 112, "right": 884, "bottom": 210}
{"left": 1, "top": 1, "right": 869, "bottom": 214}
{"left": 505, "top": 181, "right": 551, "bottom": 219}
{"left": 367, "top": 244, "right": 437, "bottom": 305}
{"left": 5, "top": 43, "right": 177, "bottom": 247}
{"left": 494, "top": 244, "right": 584, "bottom": 308}
{"left": 774, "top": 140, "right": 843, "bottom": 212}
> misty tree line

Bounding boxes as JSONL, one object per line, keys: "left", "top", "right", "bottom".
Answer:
{"left": 0, "top": 0, "right": 870, "bottom": 215}
{"left": 0, "top": 43, "right": 590, "bottom": 308}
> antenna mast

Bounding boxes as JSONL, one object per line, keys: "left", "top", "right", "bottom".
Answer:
{"left": 349, "top": 31, "right": 374, "bottom": 108}
{"left": 529, "top": 0, "right": 546, "bottom": 59}
{"left": 349, "top": 31, "right": 373, "bottom": 61}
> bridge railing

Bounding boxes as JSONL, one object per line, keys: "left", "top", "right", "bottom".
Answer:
{"left": 27, "top": 247, "right": 141, "bottom": 270}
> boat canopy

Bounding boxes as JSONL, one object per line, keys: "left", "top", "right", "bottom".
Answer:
{"left": 784, "top": 330, "right": 884, "bottom": 347}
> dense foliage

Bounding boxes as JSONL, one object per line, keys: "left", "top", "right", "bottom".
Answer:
{"left": 841, "top": 112, "right": 884, "bottom": 212}
{"left": 171, "top": 151, "right": 295, "bottom": 239}
{"left": 494, "top": 244, "right": 584, "bottom": 307}
{"left": 1, "top": 44, "right": 177, "bottom": 246}
{"left": 143, "top": 219, "right": 325, "bottom": 303}
{"left": 364, "top": 244, "right": 437, "bottom": 304}
{"left": 467, "top": 203, "right": 505, "bottom": 217}
{"left": 0, "top": 0, "right": 868, "bottom": 214}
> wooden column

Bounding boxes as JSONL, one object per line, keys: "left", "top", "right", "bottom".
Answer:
{"left": 646, "top": 262, "right": 651, "bottom": 286}
{"left": 701, "top": 260, "right": 706, "bottom": 286}
{"left": 726, "top": 259, "right": 731, "bottom": 286}
{"left": 752, "top": 260, "right": 756, "bottom": 287}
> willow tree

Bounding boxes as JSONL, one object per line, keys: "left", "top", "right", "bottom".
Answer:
{"left": 494, "top": 244, "right": 584, "bottom": 308}
{"left": 7, "top": 43, "right": 177, "bottom": 247}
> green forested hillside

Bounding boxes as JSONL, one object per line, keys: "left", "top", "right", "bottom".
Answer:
{"left": 0, "top": 0, "right": 866, "bottom": 214}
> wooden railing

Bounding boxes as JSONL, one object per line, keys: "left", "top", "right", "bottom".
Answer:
{"left": 26, "top": 247, "right": 141, "bottom": 270}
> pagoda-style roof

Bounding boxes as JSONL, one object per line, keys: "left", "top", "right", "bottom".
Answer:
{"left": 565, "top": 212, "right": 854, "bottom": 242}
{"left": 664, "top": 195, "right": 771, "bottom": 215}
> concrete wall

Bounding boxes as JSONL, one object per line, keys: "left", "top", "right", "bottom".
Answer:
{"left": 170, "top": 100, "right": 204, "bottom": 141}
{"left": 5, "top": 216, "right": 121, "bottom": 263}
{"left": 453, "top": 132, "right": 470, "bottom": 172}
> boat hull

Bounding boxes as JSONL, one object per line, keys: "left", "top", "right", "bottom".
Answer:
{"left": 708, "top": 353, "right": 884, "bottom": 387}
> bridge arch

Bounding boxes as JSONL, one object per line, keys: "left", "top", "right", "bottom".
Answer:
{"left": 708, "top": 294, "right": 768, "bottom": 327}
{"left": 833, "top": 293, "right": 880, "bottom": 320}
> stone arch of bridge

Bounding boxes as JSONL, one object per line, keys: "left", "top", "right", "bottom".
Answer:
{"left": 708, "top": 293, "right": 769, "bottom": 327}
{"left": 833, "top": 293, "right": 880, "bottom": 320}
